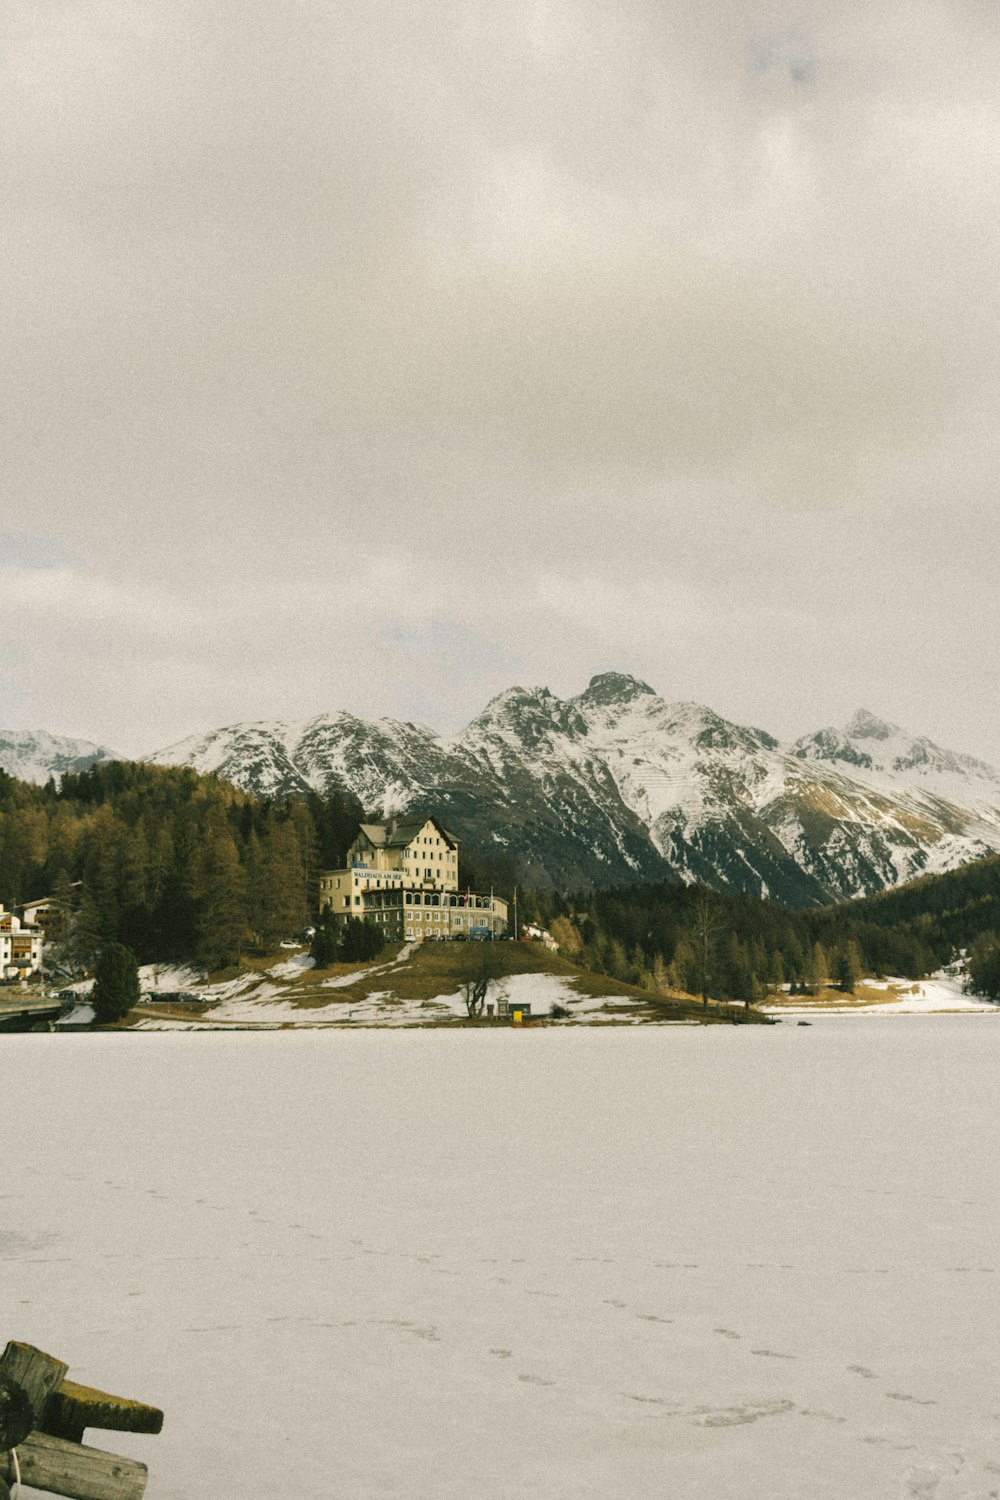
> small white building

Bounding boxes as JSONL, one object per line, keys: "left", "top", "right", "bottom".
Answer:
{"left": 523, "top": 923, "right": 558, "bottom": 951}
{"left": 22, "top": 896, "right": 56, "bottom": 930}
{"left": 0, "top": 906, "right": 44, "bottom": 979}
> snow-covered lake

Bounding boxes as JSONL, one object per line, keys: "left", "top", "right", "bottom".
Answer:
{"left": 3, "top": 1019, "right": 999, "bottom": 1498}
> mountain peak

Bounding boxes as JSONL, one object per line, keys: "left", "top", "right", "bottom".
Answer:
{"left": 476, "top": 684, "right": 552, "bottom": 716}
{"left": 845, "top": 709, "right": 898, "bottom": 741}
{"left": 0, "top": 729, "right": 119, "bottom": 784}
{"left": 578, "top": 672, "right": 656, "bottom": 706}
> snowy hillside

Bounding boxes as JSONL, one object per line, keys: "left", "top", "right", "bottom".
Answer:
{"left": 792, "top": 708, "right": 1000, "bottom": 789}
{"left": 0, "top": 728, "right": 119, "bottom": 784}
{"left": 145, "top": 673, "right": 1000, "bottom": 904}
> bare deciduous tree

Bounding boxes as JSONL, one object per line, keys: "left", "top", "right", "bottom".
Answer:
{"left": 460, "top": 942, "right": 508, "bottom": 1018}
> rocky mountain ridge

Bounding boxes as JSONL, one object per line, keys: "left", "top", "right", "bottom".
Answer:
{"left": 0, "top": 729, "right": 119, "bottom": 785}
{"left": 141, "top": 674, "right": 1000, "bottom": 904}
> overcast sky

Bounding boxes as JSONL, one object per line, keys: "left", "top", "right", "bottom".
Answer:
{"left": 3, "top": 0, "right": 999, "bottom": 760}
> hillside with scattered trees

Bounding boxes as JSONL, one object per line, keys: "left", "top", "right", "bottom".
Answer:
{"left": 4, "top": 760, "right": 1000, "bottom": 1004}
{"left": 519, "top": 854, "right": 1000, "bottom": 1003}
{"left": 0, "top": 762, "right": 362, "bottom": 970}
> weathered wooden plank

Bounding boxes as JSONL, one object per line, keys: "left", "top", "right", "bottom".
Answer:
{"left": 5, "top": 1430, "right": 147, "bottom": 1500}
{"left": 0, "top": 1374, "right": 34, "bottom": 1449}
{"left": 0, "top": 1342, "right": 68, "bottom": 1425}
{"left": 44, "top": 1378, "right": 163, "bottom": 1442}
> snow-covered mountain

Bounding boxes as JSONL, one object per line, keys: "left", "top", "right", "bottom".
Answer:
{"left": 791, "top": 708, "right": 1000, "bottom": 785}
{"left": 0, "top": 729, "right": 119, "bottom": 784}
{"left": 147, "top": 674, "right": 1000, "bottom": 904}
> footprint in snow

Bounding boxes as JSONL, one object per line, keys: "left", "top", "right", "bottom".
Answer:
{"left": 902, "top": 1468, "right": 941, "bottom": 1499}
{"left": 692, "top": 1399, "right": 795, "bottom": 1427}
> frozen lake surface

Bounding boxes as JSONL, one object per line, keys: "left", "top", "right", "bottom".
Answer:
{"left": 3, "top": 1018, "right": 999, "bottom": 1498}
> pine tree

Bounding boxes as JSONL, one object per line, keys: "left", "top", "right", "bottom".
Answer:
{"left": 44, "top": 868, "right": 76, "bottom": 957}
{"left": 549, "top": 916, "right": 582, "bottom": 954}
{"left": 340, "top": 918, "right": 384, "bottom": 962}
{"left": 805, "top": 941, "right": 828, "bottom": 996}
{"left": 668, "top": 936, "right": 698, "bottom": 995}
{"left": 195, "top": 829, "right": 248, "bottom": 971}
{"left": 689, "top": 887, "right": 722, "bottom": 1007}
{"left": 720, "top": 932, "right": 746, "bottom": 1001}
{"left": 750, "top": 936, "right": 767, "bottom": 983}
{"left": 966, "top": 933, "right": 1000, "bottom": 1000}
{"left": 91, "top": 943, "right": 141, "bottom": 1024}
{"left": 310, "top": 912, "right": 339, "bottom": 967}
{"left": 256, "top": 815, "right": 309, "bottom": 949}
{"left": 71, "top": 882, "right": 105, "bottom": 971}
{"left": 834, "top": 939, "right": 863, "bottom": 994}
{"left": 630, "top": 944, "right": 651, "bottom": 988}
{"left": 607, "top": 938, "right": 629, "bottom": 982}
{"left": 784, "top": 932, "right": 805, "bottom": 992}
{"left": 735, "top": 964, "right": 762, "bottom": 1014}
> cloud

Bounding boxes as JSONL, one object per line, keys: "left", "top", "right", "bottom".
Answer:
{"left": 0, "top": 532, "right": 75, "bottom": 572}
{"left": 3, "top": 2, "right": 999, "bottom": 762}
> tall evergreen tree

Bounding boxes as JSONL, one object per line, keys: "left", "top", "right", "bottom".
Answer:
{"left": 44, "top": 868, "right": 76, "bottom": 958}
{"left": 805, "top": 941, "right": 828, "bottom": 995}
{"left": 257, "top": 815, "right": 309, "bottom": 947}
{"left": 71, "top": 882, "right": 106, "bottom": 971}
{"left": 690, "top": 887, "right": 722, "bottom": 1006}
{"left": 966, "top": 933, "right": 1000, "bottom": 1000}
{"left": 834, "top": 939, "right": 863, "bottom": 993}
{"left": 195, "top": 829, "right": 248, "bottom": 970}
{"left": 310, "top": 912, "right": 339, "bottom": 968}
{"left": 92, "top": 943, "right": 141, "bottom": 1024}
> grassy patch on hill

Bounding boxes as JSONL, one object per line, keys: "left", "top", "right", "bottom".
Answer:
{"left": 763, "top": 981, "right": 917, "bottom": 1010}
{"left": 284, "top": 940, "right": 568, "bottom": 1009}
{"left": 302, "top": 940, "right": 763, "bottom": 1022}
{"left": 123, "top": 939, "right": 774, "bottom": 1025}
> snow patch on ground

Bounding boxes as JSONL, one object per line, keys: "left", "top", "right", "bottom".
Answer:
{"left": 140, "top": 962, "right": 206, "bottom": 992}
{"left": 763, "top": 970, "right": 998, "bottom": 1017}
{"left": 54, "top": 1002, "right": 95, "bottom": 1028}
{"left": 265, "top": 952, "right": 315, "bottom": 979}
{"left": 131, "top": 953, "right": 643, "bottom": 1029}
